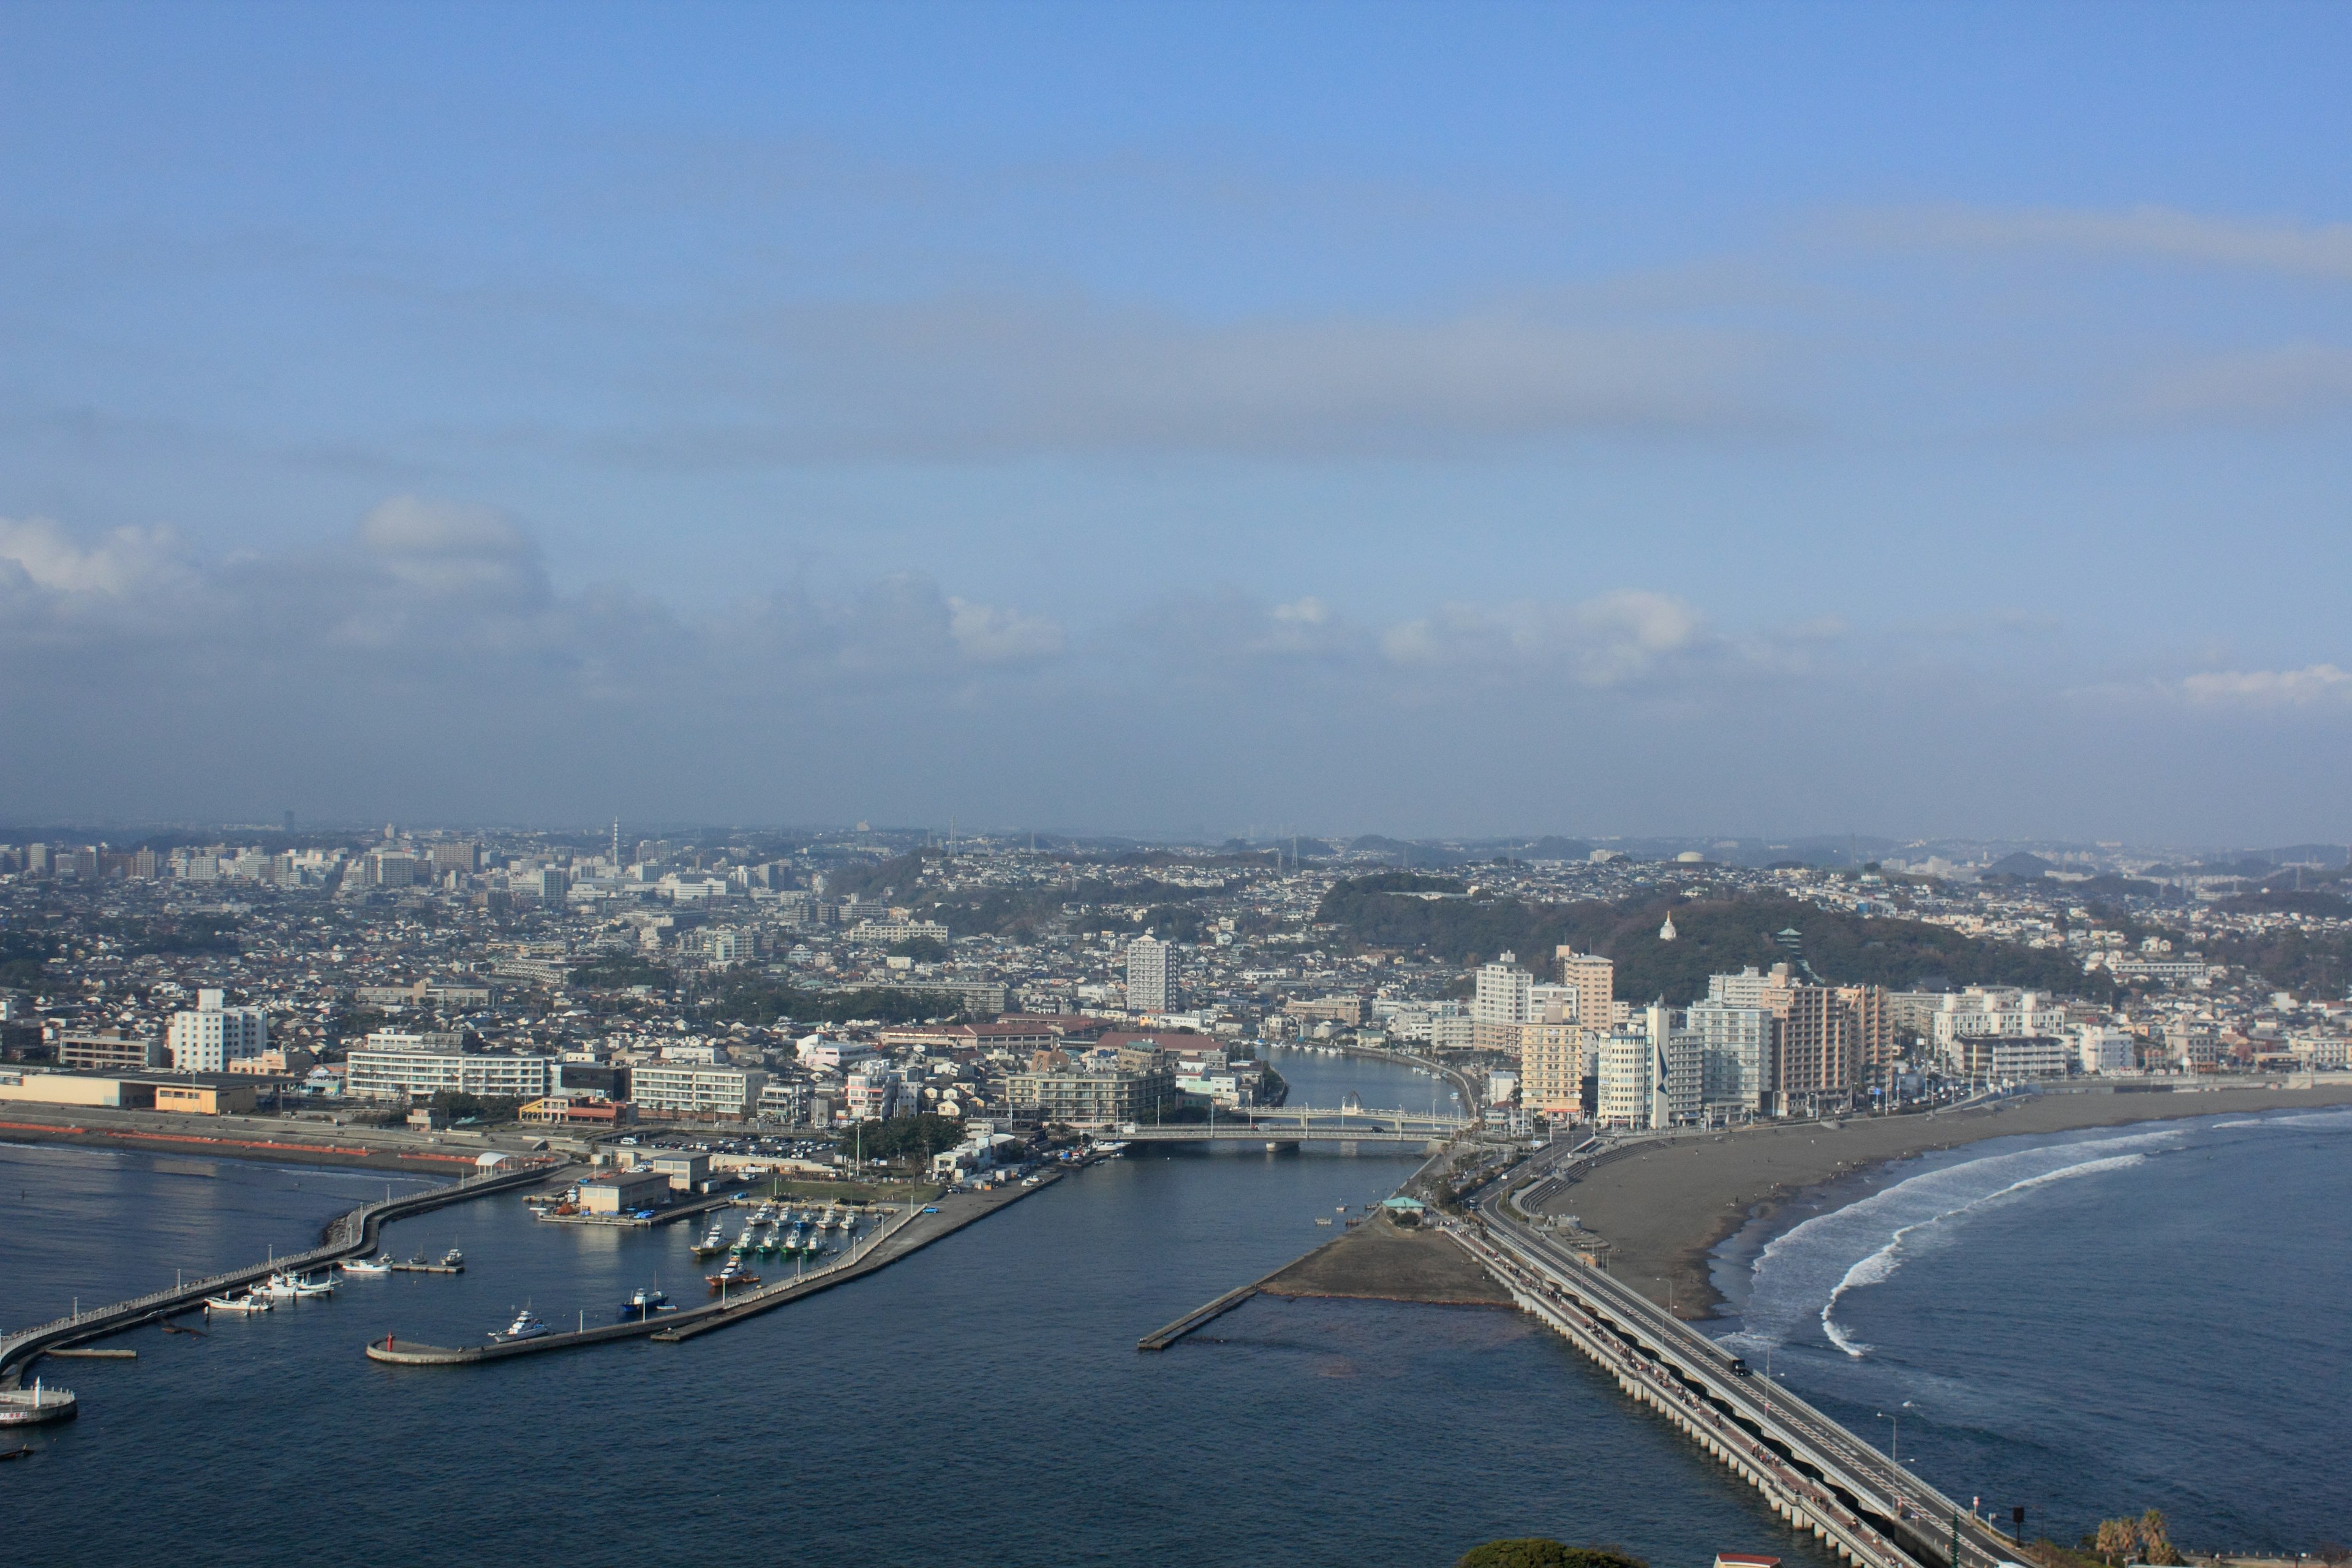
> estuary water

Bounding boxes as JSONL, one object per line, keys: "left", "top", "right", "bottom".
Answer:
{"left": 2, "top": 1047, "right": 1838, "bottom": 1568}
{"left": 1713, "top": 1102, "right": 2352, "bottom": 1555}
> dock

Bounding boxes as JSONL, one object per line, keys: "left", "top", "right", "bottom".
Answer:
{"left": 363, "top": 1174, "right": 1058, "bottom": 1367}
{"left": 386, "top": 1261, "right": 463, "bottom": 1274}
{"left": 0, "top": 1161, "right": 568, "bottom": 1389}
{"left": 1136, "top": 1242, "right": 1341, "bottom": 1351}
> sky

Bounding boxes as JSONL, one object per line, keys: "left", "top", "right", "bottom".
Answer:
{"left": 2, "top": 2, "right": 2349, "bottom": 842}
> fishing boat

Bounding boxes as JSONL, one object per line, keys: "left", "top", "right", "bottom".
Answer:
{"left": 487, "top": 1309, "right": 549, "bottom": 1342}
{"left": 203, "top": 1292, "right": 272, "bottom": 1314}
{"left": 340, "top": 1254, "right": 392, "bottom": 1276}
{"left": 616, "top": 1286, "right": 674, "bottom": 1320}
{"left": 786, "top": 1224, "right": 807, "bottom": 1253}
{"left": 706, "top": 1260, "right": 760, "bottom": 1291}
{"left": 254, "top": 1270, "right": 335, "bottom": 1300}
{"left": 441, "top": 1246, "right": 464, "bottom": 1269}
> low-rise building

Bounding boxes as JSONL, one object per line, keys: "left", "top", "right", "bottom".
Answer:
{"left": 631, "top": 1063, "right": 764, "bottom": 1118}
{"left": 345, "top": 1038, "right": 553, "bottom": 1102}
{"left": 579, "top": 1168, "right": 670, "bottom": 1214}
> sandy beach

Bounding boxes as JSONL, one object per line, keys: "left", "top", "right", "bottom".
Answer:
{"left": 1524, "top": 1080, "right": 2352, "bottom": 1318}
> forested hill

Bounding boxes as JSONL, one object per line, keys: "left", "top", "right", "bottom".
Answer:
{"left": 1314, "top": 876, "right": 2109, "bottom": 1005}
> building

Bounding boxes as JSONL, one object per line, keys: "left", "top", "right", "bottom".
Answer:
{"left": 1515, "top": 1011, "right": 1585, "bottom": 1116}
{"left": 1556, "top": 949, "right": 1615, "bottom": 1046}
{"left": 0, "top": 1068, "right": 255, "bottom": 1115}
{"left": 1928, "top": 990, "right": 2070, "bottom": 1069}
{"left": 57, "top": 1031, "right": 166, "bottom": 1072}
{"left": 1768, "top": 982, "right": 1863, "bottom": 1114}
{"left": 2075, "top": 1026, "right": 2135, "bottom": 1074}
{"left": 644, "top": 1150, "right": 712, "bottom": 1191}
{"left": 631, "top": 1063, "right": 764, "bottom": 1118}
{"left": 1684, "top": 999, "right": 1774, "bottom": 1117}
{"left": 1472, "top": 953, "right": 1534, "bottom": 1054}
{"left": 1126, "top": 936, "right": 1174, "bottom": 1014}
{"left": 1284, "top": 995, "right": 1366, "bottom": 1027}
{"left": 1594, "top": 1025, "right": 1659, "bottom": 1130}
{"left": 579, "top": 1168, "right": 670, "bottom": 1214}
{"left": 518, "top": 1094, "right": 635, "bottom": 1128}
{"left": 757, "top": 1079, "right": 812, "bottom": 1123}
{"left": 344, "top": 1036, "right": 552, "bottom": 1102}
{"left": 871, "top": 978, "right": 1010, "bottom": 1016}
{"left": 1990, "top": 1038, "right": 2072, "bottom": 1078}
{"left": 1003, "top": 1065, "right": 1177, "bottom": 1128}
{"left": 166, "top": 990, "right": 269, "bottom": 1072}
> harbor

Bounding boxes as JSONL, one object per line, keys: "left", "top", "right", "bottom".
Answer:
{"left": 363, "top": 1172, "right": 1058, "bottom": 1365}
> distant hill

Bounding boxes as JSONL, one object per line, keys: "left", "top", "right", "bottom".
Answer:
{"left": 1348, "top": 835, "right": 1469, "bottom": 867}
{"left": 1986, "top": 851, "right": 2057, "bottom": 878}
{"left": 1315, "top": 878, "right": 2109, "bottom": 1003}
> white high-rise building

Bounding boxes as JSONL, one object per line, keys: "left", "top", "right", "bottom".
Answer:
{"left": 1685, "top": 998, "right": 1774, "bottom": 1116}
{"left": 1473, "top": 954, "right": 1534, "bottom": 1027}
{"left": 1594, "top": 1024, "right": 1656, "bottom": 1129}
{"left": 1126, "top": 936, "right": 1173, "bottom": 1015}
{"left": 166, "top": 989, "right": 268, "bottom": 1072}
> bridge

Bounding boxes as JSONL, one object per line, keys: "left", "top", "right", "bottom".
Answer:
{"left": 1454, "top": 1150, "right": 2029, "bottom": 1568}
{"left": 1117, "top": 1105, "right": 1472, "bottom": 1145}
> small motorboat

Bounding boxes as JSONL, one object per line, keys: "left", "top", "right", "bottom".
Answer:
{"left": 340, "top": 1254, "right": 391, "bottom": 1276}
{"left": 488, "top": 1309, "right": 549, "bottom": 1342}
{"left": 203, "top": 1292, "right": 272, "bottom": 1314}
{"left": 616, "top": 1286, "right": 674, "bottom": 1320}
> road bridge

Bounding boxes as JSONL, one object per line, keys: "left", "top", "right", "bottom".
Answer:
{"left": 1117, "top": 1105, "right": 1472, "bottom": 1145}
{"left": 1457, "top": 1167, "right": 2027, "bottom": 1568}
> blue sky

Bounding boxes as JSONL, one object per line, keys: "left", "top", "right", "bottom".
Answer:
{"left": 2, "top": 2, "right": 2348, "bottom": 839}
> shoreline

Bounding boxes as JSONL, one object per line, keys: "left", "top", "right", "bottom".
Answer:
{"left": 1525, "top": 1081, "right": 2352, "bottom": 1319}
{"left": 0, "top": 1114, "right": 497, "bottom": 1178}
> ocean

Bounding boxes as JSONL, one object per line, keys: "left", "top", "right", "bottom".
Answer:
{"left": 0, "top": 1047, "right": 1840, "bottom": 1568}
{"left": 1712, "top": 1102, "right": 2352, "bottom": 1556}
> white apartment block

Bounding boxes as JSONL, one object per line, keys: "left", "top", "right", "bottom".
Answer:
{"left": 2075, "top": 1026, "right": 2135, "bottom": 1074}
{"left": 1929, "top": 989, "right": 2070, "bottom": 1066}
{"left": 1472, "top": 955, "right": 1533, "bottom": 1027}
{"left": 1126, "top": 936, "right": 1173, "bottom": 1014}
{"left": 1594, "top": 1025, "right": 1660, "bottom": 1130}
{"left": 633, "top": 1063, "right": 765, "bottom": 1118}
{"left": 345, "top": 1041, "right": 552, "bottom": 1102}
{"left": 1686, "top": 998, "right": 1774, "bottom": 1115}
{"left": 166, "top": 989, "right": 268, "bottom": 1072}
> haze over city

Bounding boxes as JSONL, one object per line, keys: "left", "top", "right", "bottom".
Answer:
{"left": 4, "top": 5, "right": 2350, "bottom": 839}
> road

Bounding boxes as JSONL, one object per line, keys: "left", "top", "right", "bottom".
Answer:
{"left": 1458, "top": 1147, "right": 2030, "bottom": 1568}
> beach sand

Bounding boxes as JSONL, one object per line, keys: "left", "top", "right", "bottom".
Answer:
{"left": 1523, "top": 1081, "right": 2352, "bottom": 1318}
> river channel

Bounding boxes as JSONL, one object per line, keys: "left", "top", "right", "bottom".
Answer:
{"left": 2, "top": 1046, "right": 1839, "bottom": 1568}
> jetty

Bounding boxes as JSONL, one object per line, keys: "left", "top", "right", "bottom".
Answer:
{"left": 363, "top": 1173, "right": 1056, "bottom": 1367}
{"left": 0, "top": 1160, "right": 566, "bottom": 1390}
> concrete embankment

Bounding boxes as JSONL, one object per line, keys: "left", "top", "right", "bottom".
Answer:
{"left": 364, "top": 1174, "right": 1059, "bottom": 1368}
{"left": 0, "top": 1107, "right": 545, "bottom": 1177}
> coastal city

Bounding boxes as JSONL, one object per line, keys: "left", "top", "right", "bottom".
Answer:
{"left": 7, "top": 7, "right": 2350, "bottom": 1566}
{"left": 2, "top": 826, "right": 2346, "bottom": 1148}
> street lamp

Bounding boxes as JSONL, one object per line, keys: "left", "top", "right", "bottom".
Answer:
{"left": 1875, "top": 1400, "right": 1911, "bottom": 1463}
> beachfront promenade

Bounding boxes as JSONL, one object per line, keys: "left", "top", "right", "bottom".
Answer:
{"left": 0, "top": 1160, "right": 565, "bottom": 1389}
{"left": 1456, "top": 1163, "right": 2024, "bottom": 1568}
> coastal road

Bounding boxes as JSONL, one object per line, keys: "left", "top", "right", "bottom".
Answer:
{"left": 1462, "top": 1170, "right": 2026, "bottom": 1568}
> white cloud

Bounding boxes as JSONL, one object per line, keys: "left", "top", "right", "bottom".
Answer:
{"left": 2180, "top": 665, "right": 2352, "bottom": 707}
{"left": 1863, "top": 205, "right": 2352, "bottom": 281}
{"left": 947, "top": 597, "right": 1065, "bottom": 664}
{"left": 355, "top": 495, "right": 541, "bottom": 597}
{"left": 0, "top": 514, "right": 190, "bottom": 600}
{"left": 1379, "top": 590, "right": 1709, "bottom": 687}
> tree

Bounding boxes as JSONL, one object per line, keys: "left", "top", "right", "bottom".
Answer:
{"left": 1456, "top": 1542, "right": 1646, "bottom": 1568}
{"left": 2139, "top": 1510, "right": 2180, "bottom": 1567}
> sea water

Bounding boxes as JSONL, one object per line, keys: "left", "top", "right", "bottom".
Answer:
{"left": 1715, "top": 1103, "right": 2352, "bottom": 1555}
{"left": 0, "top": 1049, "right": 1840, "bottom": 1568}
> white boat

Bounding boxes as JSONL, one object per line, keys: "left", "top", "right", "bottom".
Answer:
{"left": 203, "top": 1292, "right": 273, "bottom": 1313}
{"left": 488, "top": 1309, "right": 549, "bottom": 1342}
{"left": 255, "top": 1270, "right": 335, "bottom": 1300}
{"left": 340, "top": 1254, "right": 391, "bottom": 1275}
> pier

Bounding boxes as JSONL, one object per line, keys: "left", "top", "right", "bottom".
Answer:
{"left": 0, "top": 1160, "right": 566, "bottom": 1389}
{"left": 1135, "top": 1243, "right": 1337, "bottom": 1351}
{"left": 362, "top": 1172, "right": 1058, "bottom": 1367}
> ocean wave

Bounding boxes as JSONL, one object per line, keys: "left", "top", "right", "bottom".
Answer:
{"left": 1740, "top": 1125, "right": 2188, "bottom": 1355}
{"left": 1817, "top": 1152, "right": 2147, "bottom": 1357}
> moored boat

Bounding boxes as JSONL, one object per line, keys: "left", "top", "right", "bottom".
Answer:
{"left": 203, "top": 1292, "right": 272, "bottom": 1313}
{"left": 340, "top": 1254, "right": 391, "bottom": 1275}
{"left": 487, "top": 1309, "right": 548, "bottom": 1342}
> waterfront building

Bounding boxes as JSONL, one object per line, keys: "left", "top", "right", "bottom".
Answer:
{"left": 1126, "top": 936, "right": 1174, "bottom": 1014}
{"left": 1684, "top": 999, "right": 1774, "bottom": 1116}
{"left": 1989, "top": 1037, "right": 2072, "bottom": 1077}
{"left": 57, "top": 1030, "right": 167, "bottom": 1072}
{"left": 1515, "top": 1008, "right": 1586, "bottom": 1116}
{"left": 1473, "top": 952, "right": 1534, "bottom": 1055}
{"left": 1003, "top": 1064, "right": 1177, "bottom": 1128}
{"left": 165, "top": 989, "right": 268, "bottom": 1072}
{"left": 579, "top": 1168, "right": 669, "bottom": 1213}
{"left": 631, "top": 1063, "right": 765, "bottom": 1118}
{"left": 1593, "top": 1025, "right": 1657, "bottom": 1129}
{"left": 1928, "top": 989, "right": 2070, "bottom": 1069}
{"left": 345, "top": 1038, "right": 552, "bottom": 1102}
{"left": 1556, "top": 949, "right": 1615, "bottom": 1041}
